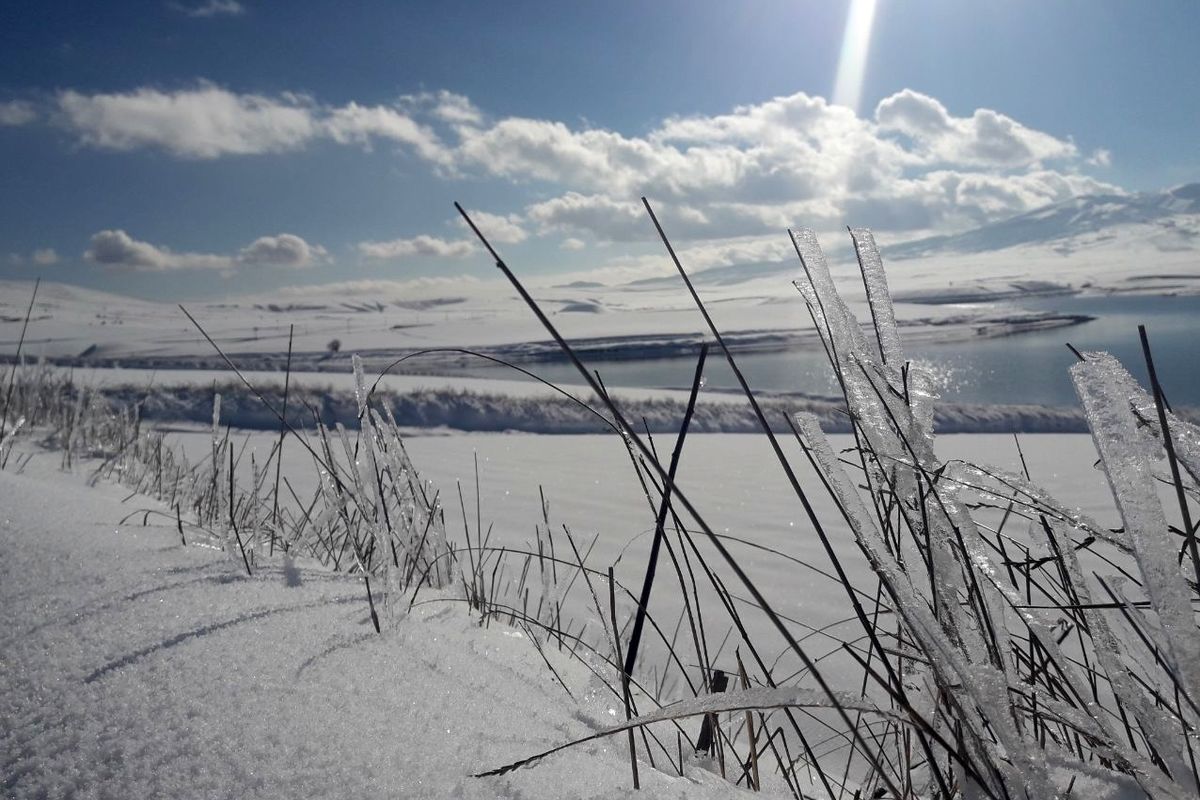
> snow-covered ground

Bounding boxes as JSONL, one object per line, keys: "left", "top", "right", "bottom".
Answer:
{"left": 1, "top": 440, "right": 772, "bottom": 799}
{"left": 2, "top": 431, "right": 1119, "bottom": 798}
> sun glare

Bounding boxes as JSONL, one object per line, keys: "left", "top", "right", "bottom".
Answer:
{"left": 831, "top": 0, "right": 878, "bottom": 114}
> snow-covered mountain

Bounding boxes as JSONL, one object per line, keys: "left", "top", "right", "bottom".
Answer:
{"left": 632, "top": 184, "right": 1199, "bottom": 293}
{"left": 883, "top": 183, "right": 1200, "bottom": 260}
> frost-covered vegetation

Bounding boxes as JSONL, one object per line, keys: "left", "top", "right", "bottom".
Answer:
{"left": 783, "top": 229, "right": 1200, "bottom": 798}
{"left": 3, "top": 219, "right": 1199, "bottom": 799}
{"left": 105, "top": 378, "right": 1136, "bottom": 435}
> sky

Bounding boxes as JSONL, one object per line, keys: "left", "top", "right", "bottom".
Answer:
{"left": 1, "top": 0, "right": 1197, "bottom": 300}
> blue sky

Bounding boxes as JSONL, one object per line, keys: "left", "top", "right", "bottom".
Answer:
{"left": 1, "top": 0, "right": 1197, "bottom": 299}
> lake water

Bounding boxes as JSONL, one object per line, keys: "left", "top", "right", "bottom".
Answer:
{"left": 461, "top": 294, "right": 1200, "bottom": 407}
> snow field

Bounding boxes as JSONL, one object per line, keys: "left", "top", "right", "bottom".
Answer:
{"left": 0, "top": 447, "right": 770, "bottom": 799}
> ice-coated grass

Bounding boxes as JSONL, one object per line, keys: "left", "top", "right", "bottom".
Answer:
{"left": 448, "top": 206, "right": 1200, "bottom": 798}
{"left": 778, "top": 228, "right": 1200, "bottom": 798}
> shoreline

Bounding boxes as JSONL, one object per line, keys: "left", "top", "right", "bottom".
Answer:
{"left": 0, "top": 308, "right": 1093, "bottom": 373}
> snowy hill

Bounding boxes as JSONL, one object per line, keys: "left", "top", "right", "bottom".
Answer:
{"left": 618, "top": 184, "right": 1200, "bottom": 296}
{"left": 884, "top": 183, "right": 1200, "bottom": 260}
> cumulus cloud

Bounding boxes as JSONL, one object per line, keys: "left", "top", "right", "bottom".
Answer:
{"left": 526, "top": 193, "right": 787, "bottom": 242}
{"left": 357, "top": 235, "right": 475, "bottom": 261}
{"left": 56, "top": 83, "right": 448, "bottom": 161}
{"left": 454, "top": 210, "right": 527, "bottom": 244}
{"left": 874, "top": 89, "right": 1076, "bottom": 167}
{"left": 238, "top": 233, "right": 327, "bottom": 268}
{"left": 526, "top": 193, "right": 647, "bottom": 241}
{"left": 0, "top": 100, "right": 36, "bottom": 126}
{"left": 360, "top": 210, "right": 523, "bottom": 264}
{"left": 456, "top": 119, "right": 671, "bottom": 195}
{"left": 54, "top": 83, "right": 1119, "bottom": 247}
{"left": 399, "top": 90, "right": 483, "bottom": 127}
{"left": 463, "top": 88, "right": 1107, "bottom": 242}
{"left": 85, "top": 230, "right": 234, "bottom": 272}
{"left": 323, "top": 103, "right": 449, "bottom": 163}
{"left": 59, "top": 85, "right": 318, "bottom": 158}
{"left": 171, "top": 0, "right": 245, "bottom": 18}
{"left": 85, "top": 230, "right": 325, "bottom": 272}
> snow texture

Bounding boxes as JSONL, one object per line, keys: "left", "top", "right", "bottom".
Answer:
{"left": 0, "top": 449, "right": 761, "bottom": 799}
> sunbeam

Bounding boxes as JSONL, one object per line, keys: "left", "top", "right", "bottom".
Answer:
{"left": 831, "top": 0, "right": 878, "bottom": 114}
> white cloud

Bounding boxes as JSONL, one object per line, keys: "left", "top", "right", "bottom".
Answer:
{"left": 84, "top": 230, "right": 233, "bottom": 272}
{"left": 560, "top": 237, "right": 586, "bottom": 251}
{"left": 1088, "top": 148, "right": 1113, "bottom": 168}
{"left": 55, "top": 83, "right": 1119, "bottom": 247}
{"left": 0, "top": 100, "right": 36, "bottom": 126}
{"left": 171, "top": 0, "right": 245, "bottom": 18}
{"left": 455, "top": 210, "right": 527, "bottom": 244}
{"left": 456, "top": 118, "right": 673, "bottom": 195}
{"left": 525, "top": 192, "right": 788, "bottom": 242}
{"left": 400, "top": 90, "right": 483, "bottom": 127}
{"left": 84, "top": 230, "right": 325, "bottom": 272}
{"left": 32, "top": 248, "right": 59, "bottom": 265}
{"left": 874, "top": 89, "right": 1076, "bottom": 167}
{"left": 357, "top": 235, "right": 475, "bottom": 261}
{"left": 837, "top": 168, "right": 1121, "bottom": 233}
{"left": 526, "top": 193, "right": 647, "bottom": 241}
{"left": 56, "top": 84, "right": 448, "bottom": 161}
{"left": 323, "top": 103, "right": 449, "bottom": 164}
{"left": 238, "top": 233, "right": 327, "bottom": 268}
{"left": 462, "top": 89, "right": 1106, "bottom": 243}
{"left": 672, "top": 235, "right": 795, "bottom": 273}
{"left": 7, "top": 247, "right": 60, "bottom": 266}
{"left": 58, "top": 85, "right": 317, "bottom": 158}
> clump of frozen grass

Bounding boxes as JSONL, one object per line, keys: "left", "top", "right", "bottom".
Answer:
{"left": 0, "top": 349, "right": 457, "bottom": 632}
{"left": 782, "top": 228, "right": 1200, "bottom": 798}
{"left": 454, "top": 205, "right": 1200, "bottom": 799}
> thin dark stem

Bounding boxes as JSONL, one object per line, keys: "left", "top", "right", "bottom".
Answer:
{"left": 1139, "top": 324, "right": 1200, "bottom": 588}
{"left": 272, "top": 323, "right": 294, "bottom": 546}
{"left": 624, "top": 342, "right": 707, "bottom": 678}
{"left": 609, "top": 566, "right": 641, "bottom": 790}
{"left": 0, "top": 277, "right": 40, "bottom": 442}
